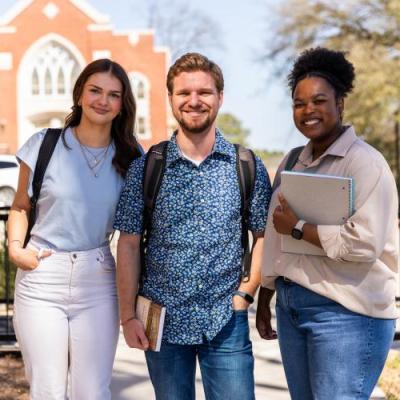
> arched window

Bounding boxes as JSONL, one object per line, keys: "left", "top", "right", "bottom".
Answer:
{"left": 30, "top": 41, "right": 81, "bottom": 98}
{"left": 137, "top": 81, "right": 145, "bottom": 99}
{"left": 71, "top": 63, "right": 80, "bottom": 87}
{"left": 129, "top": 72, "right": 151, "bottom": 139}
{"left": 137, "top": 117, "right": 146, "bottom": 135}
{"left": 45, "top": 69, "right": 52, "bottom": 95}
{"left": 57, "top": 69, "right": 65, "bottom": 94}
{"left": 32, "top": 69, "right": 39, "bottom": 95}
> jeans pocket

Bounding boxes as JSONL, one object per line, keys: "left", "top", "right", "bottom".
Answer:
{"left": 97, "top": 256, "right": 116, "bottom": 272}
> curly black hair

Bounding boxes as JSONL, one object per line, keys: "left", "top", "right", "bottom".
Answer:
{"left": 288, "top": 47, "right": 355, "bottom": 98}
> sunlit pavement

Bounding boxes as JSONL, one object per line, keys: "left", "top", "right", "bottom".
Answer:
{"left": 110, "top": 305, "right": 387, "bottom": 399}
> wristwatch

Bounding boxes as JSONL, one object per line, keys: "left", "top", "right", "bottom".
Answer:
{"left": 233, "top": 290, "right": 254, "bottom": 304}
{"left": 291, "top": 219, "right": 306, "bottom": 240}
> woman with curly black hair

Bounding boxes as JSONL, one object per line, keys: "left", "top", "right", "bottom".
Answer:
{"left": 257, "top": 47, "right": 398, "bottom": 399}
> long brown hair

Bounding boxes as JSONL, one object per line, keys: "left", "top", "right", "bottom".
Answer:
{"left": 64, "top": 59, "right": 141, "bottom": 176}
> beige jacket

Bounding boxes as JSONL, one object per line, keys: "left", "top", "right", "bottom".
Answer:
{"left": 261, "top": 126, "right": 399, "bottom": 319}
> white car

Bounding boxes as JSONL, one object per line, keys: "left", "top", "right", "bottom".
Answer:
{"left": 0, "top": 155, "right": 19, "bottom": 207}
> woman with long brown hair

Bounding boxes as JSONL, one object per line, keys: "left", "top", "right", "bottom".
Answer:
{"left": 8, "top": 59, "right": 141, "bottom": 399}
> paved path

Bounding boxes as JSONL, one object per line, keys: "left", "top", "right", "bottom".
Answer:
{"left": 110, "top": 305, "right": 387, "bottom": 399}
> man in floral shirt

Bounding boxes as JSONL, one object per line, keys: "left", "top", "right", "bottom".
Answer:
{"left": 114, "top": 52, "right": 271, "bottom": 400}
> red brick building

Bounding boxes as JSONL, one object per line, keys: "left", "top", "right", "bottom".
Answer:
{"left": 0, "top": 0, "right": 169, "bottom": 153}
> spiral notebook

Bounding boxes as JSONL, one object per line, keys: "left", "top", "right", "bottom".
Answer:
{"left": 280, "top": 171, "right": 354, "bottom": 256}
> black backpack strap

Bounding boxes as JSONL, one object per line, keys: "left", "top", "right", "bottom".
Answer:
{"left": 234, "top": 144, "right": 256, "bottom": 282}
{"left": 24, "top": 128, "right": 62, "bottom": 246}
{"left": 140, "top": 141, "right": 169, "bottom": 279}
{"left": 272, "top": 145, "right": 304, "bottom": 192}
{"left": 143, "top": 141, "right": 169, "bottom": 213}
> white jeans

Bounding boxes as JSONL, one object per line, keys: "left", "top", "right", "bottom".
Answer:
{"left": 13, "top": 245, "right": 119, "bottom": 400}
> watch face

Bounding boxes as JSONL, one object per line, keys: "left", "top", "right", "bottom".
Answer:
{"left": 291, "top": 228, "right": 303, "bottom": 240}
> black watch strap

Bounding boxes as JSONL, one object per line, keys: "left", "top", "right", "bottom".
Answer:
{"left": 234, "top": 290, "right": 254, "bottom": 304}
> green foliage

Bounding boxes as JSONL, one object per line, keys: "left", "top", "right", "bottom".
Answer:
{"left": 217, "top": 113, "right": 250, "bottom": 146}
{"left": 254, "top": 149, "right": 284, "bottom": 167}
{"left": 260, "top": 0, "right": 400, "bottom": 185}
{"left": 0, "top": 247, "right": 16, "bottom": 300}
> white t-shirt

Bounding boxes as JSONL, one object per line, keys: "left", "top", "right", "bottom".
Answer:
{"left": 17, "top": 127, "right": 124, "bottom": 251}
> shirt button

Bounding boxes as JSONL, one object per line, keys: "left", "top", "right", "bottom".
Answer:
{"left": 72, "top": 254, "right": 77, "bottom": 259}
{"left": 199, "top": 172, "right": 204, "bottom": 176}
{"left": 201, "top": 199, "right": 205, "bottom": 203}
{"left": 198, "top": 284, "right": 203, "bottom": 289}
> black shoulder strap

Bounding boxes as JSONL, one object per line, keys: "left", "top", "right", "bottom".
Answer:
{"left": 284, "top": 145, "right": 304, "bottom": 171}
{"left": 142, "top": 141, "right": 169, "bottom": 215}
{"left": 235, "top": 144, "right": 256, "bottom": 216}
{"left": 272, "top": 145, "right": 304, "bottom": 192}
{"left": 24, "top": 128, "right": 62, "bottom": 246}
{"left": 140, "top": 141, "right": 169, "bottom": 279}
{"left": 31, "top": 128, "right": 62, "bottom": 203}
{"left": 234, "top": 144, "right": 256, "bottom": 282}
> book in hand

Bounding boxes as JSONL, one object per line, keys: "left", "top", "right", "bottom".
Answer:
{"left": 280, "top": 171, "right": 354, "bottom": 256}
{"left": 135, "top": 295, "right": 166, "bottom": 352}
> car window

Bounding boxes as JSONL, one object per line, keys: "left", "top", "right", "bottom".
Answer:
{"left": 0, "top": 161, "right": 18, "bottom": 169}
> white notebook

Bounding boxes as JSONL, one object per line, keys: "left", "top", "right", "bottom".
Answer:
{"left": 280, "top": 171, "right": 354, "bottom": 256}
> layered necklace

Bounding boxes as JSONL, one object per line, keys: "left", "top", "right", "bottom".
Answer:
{"left": 74, "top": 128, "right": 112, "bottom": 178}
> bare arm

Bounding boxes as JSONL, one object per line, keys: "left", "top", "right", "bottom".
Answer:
{"left": 117, "top": 232, "right": 149, "bottom": 350}
{"left": 256, "top": 286, "right": 277, "bottom": 340}
{"left": 7, "top": 162, "right": 51, "bottom": 269}
{"left": 233, "top": 231, "right": 264, "bottom": 310}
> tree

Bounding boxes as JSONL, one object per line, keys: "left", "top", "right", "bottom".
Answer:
{"left": 260, "top": 0, "right": 400, "bottom": 189}
{"left": 216, "top": 113, "right": 250, "bottom": 146}
{"left": 141, "top": 0, "right": 224, "bottom": 61}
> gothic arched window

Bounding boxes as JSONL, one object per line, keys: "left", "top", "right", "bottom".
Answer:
{"left": 130, "top": 73, "right": 151, "bottom": 138}
{"left": 30, "top": 40, "right": 81, "bottom": 98}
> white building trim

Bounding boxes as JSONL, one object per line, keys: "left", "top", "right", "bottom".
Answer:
{"left": 0, "top": 26, "right": 17, "bottom": 34}
{"left": 0, "top": 53, "right": 13, "bottom": 70}
{"left": 87, "top": 24, "right": 113, "bottom": 32}
{"left": 92, "top": 50, "right": 112, "bottom": 60}
{"left": 0, "top": 0, "right": 109, "bottom": 26}
{"left": 69, "top": 0, "right": 109, "bottom": 24}
{"left": 0, "top": 0, "right": 33, "bottom": 26}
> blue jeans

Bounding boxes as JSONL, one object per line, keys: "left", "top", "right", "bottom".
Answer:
{"left": 275, "top": 277, "right": 395, "bottom": 400}
{"left": 145, "top": 310, "right": 255, "bottom": 400}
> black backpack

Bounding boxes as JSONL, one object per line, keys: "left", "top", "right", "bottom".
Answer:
{"left": 140, "top": 141, "right": 256, "bottom": 281}
{"left": 24, "top": 128, "right": 62, "bottom": 246}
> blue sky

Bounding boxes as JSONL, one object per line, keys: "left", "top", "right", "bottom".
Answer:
{"left": 0, "top": 0, "right": 308, "bottom": 152}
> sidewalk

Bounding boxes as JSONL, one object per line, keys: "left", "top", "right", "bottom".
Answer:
{"left": 110, "top": 306, "right": 387, "bottom": 399}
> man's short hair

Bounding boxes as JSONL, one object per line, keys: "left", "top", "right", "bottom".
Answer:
{"left": 167, "top": 52, "right": 224, "bottom": 94}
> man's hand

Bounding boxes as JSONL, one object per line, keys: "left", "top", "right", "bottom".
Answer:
{"left": 256, "top": 287, "right": 277, "bottom": 340}
{"left": 272, "top": 193, "right": 298, "bottom": 235}
{"left": 122, "top": 318, "right": 150, "bottom": 351}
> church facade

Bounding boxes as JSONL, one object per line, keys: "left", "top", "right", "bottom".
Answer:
{"left": 0, "top": 0, "right": 170, "bottom": 154}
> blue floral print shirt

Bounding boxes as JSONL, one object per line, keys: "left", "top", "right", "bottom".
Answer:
{"left": 114, "top": 130, "right": 272, "bottom": 344}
